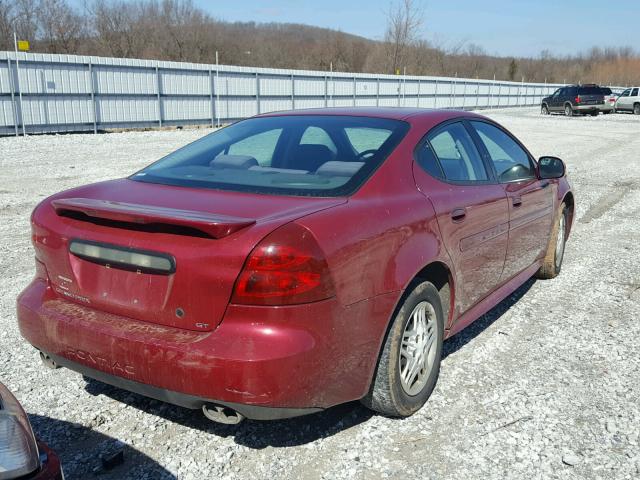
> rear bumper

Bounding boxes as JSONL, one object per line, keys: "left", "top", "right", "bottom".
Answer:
{"left": 17, "top": 279, "right": 396, "bottom": 419}
{"left": 41, "top": 351, "right": 320, "bottom": 420}
{"left": 573, "top": 104, "right": 601, "bottom": 112}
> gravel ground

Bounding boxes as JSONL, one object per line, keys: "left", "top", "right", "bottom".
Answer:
{"left": 1, "top": 108, "right": 639, "bottom": 479}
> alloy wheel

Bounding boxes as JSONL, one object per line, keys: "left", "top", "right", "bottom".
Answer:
{"left": 399, "top": 301, "right": 438, "bottom": 396}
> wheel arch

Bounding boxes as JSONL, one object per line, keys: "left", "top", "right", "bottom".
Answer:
{"left": 412, "top": 261, "right": 454, "bottom": 327}
{"left": 362, "top": 259, "right": 455, "bottom": 399}
{"left": 562, "top": 190, "right": 575, "bottom": 236}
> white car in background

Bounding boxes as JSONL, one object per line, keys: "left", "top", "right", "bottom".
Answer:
{"left": 598, "top": 87, "right": 616, "bottom": 114}
{"left": 614, "top": 87, "right": 640, "bottom": 114}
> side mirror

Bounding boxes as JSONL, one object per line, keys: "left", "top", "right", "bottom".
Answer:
{"left": 538, "top": 156, "right": 565, "bottom": 179}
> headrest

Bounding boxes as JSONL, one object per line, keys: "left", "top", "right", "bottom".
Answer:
{"left": 248, "top": 166, "right": 309, "bottom": 174}
{"left": 315, "top": 161, "right": 365, "bottom": 177}
{"left": 210, "top": 154, "right": 259, "bottom": 169}
{"left": 294, "top": 144, "right": 335, "bottom": 171}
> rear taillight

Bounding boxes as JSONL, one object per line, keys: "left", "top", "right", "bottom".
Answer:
{"left": 575, "top": 96, "right": 581, "bottom": 103}
{"left": 231, "top": 223, "right": 335, "bottom": 306}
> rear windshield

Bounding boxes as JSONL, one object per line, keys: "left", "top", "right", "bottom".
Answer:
{"left": 578, "top": 86, "right": 603, "bottom": 95}
{"left": 600, "top": 87, "right": 612, "bottom": 95}
{"left": 133, "top": 115, "right": 409, "bottom": 197}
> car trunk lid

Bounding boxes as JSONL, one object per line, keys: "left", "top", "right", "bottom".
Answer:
{"left": 32, "top": 179, "right": 345, "bottom": 332}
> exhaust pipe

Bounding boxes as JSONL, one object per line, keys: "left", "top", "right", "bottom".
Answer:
{"left": 39, "top": 351, "right": 61, "bottom": 370}
{"left": 202, "top": 404, "right": 245, "bottom": 425}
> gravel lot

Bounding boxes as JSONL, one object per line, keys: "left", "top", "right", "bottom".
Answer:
{"left": 1, "top": 108, "right": 639, "bottom": 479}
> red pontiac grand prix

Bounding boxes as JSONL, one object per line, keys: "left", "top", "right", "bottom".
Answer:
{"left": 17, "top": 108, "right": 573, "bottom": 424}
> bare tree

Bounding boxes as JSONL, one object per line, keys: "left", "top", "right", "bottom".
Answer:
{"left": 38, "top": 0, "right": 86, "bottom": 53}
{"left": 385, "top": 0, "right": 423, "bottom": 74}
{"left": 508, "top": 58, "right": 518, "bottom": 81}
{"left": 89, "top": 0, "right": 146, "bottom": 58}
{"left": 0, "top": 0, "right": 12, "bottom": 50}
{"left": 1, "top": 0, "right": 639, "bottom": 86}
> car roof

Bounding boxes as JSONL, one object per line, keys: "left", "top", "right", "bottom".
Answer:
{"left": 256, "top": 107, "right": 484, "bottom": 123}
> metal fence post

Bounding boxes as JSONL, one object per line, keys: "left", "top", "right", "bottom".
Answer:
{"left": 291, "top": 74, "right": 295, "bottom": 110}
{"left": 324, "top": 75, "right": 328, "bottom": 107}
{"left": 497, "top": 83, "right": 502, "bottom": 108}
{"left": 330, "top": 73, "right": 334, "bottom": 107}
{"left": 255, "top": 72, "right": 261, "bottom": 114}
{"left": 155, "top": 65, "right": 162, "bottom": 127}
{"left": 451, "top": 75, "right": 457, "bottom": 108}
{"left": 88, "top": 60, "right": 97, "bottom": 134}
{"left": 490, "top": 76, "right": 495, "bottom": 109}
{"left": 434, "top": 79, "right": 438, "bottom": 109}
{"left": 15, "top": 56, "right": 24, "bottom": 135}
{"left": 475, "top": 81, "right": 480, "bottom": 109}
{"left": 353, "top": 76, "right": 356, "bottom": 107}
{"left": 462, "top": 81, "right": 467, "bottom": 109}
{"left": 209, "top": 68, "right": 215, "bottom": 127}
{"left": 376, "top": 77, "right": 380, "bottom": 107}
{"left": 417, "top": 79, "right": 421, "bottom": 108}
{"left": 14, "top": 53, "right": 26, "bottom": 135}
{"left": 7, "top": 57, "right": 18, "bottom": 136}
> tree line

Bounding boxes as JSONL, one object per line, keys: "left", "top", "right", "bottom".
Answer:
{"left": 1, "top": 0, "right": 638, "bottom": 86}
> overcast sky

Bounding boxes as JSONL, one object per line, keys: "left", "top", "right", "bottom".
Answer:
{"left": 196, "top": 0, "right": 637, "bottom": 57}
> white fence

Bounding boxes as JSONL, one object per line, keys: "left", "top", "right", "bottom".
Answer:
{"left": 0, "top": 51, "right": 562, "bottom": 136}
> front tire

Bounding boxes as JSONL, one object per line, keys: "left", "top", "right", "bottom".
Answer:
{"left": 541, "top": 104, "right": 550, "bottom": 115}
{"left": 361, "top": 281, "right": 444, "bottom": 417}
{"left": 536, "top": 202, "right": 568, "bottom": 279}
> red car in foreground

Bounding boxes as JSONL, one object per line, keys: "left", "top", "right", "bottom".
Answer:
{"left": 0, "top": 383, "right": 63, "bottom": 479}
{"left": 17, "top": 108, "right": 573, "bottom": 424}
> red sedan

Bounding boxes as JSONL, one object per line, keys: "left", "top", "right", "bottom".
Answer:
{"left": 0, "top": 383, "right": 63, "bottom": 479}
{"left": 17, "top": 108, "right": 573, "bottom": 423}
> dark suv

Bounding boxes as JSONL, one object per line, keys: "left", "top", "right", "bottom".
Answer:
{"left": 541, "top": 84, "right": 604, "bottom": 116}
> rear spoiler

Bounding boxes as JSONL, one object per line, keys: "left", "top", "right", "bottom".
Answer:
{"left": 51, "top": 198, "right": 256, "bottom": 239}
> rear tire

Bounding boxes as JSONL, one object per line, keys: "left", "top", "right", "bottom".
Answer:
{"left": 536, "top": 202, "right": 568, "bottom": 279}
{"left": 590, "top": 112, "right": 598, "bottom": 117}
{"left": 564, "top": 104, "right": 574, "bottom": 117}
{"left": 634, "top": 103, "right": 640, "bottom": 115}
{"left": 361, "top": 281, "right": 444, "bottom": 417}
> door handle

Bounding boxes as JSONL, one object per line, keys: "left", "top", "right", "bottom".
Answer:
{"left": 512, "top": 197, "right": 523, "bottom": 207}
{"left": 451, "top": 208, "right": 467, "bottom": 222}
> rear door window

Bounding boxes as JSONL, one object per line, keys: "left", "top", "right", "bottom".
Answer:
{"left": 471, "top": 121, "right": 535, "bottom": 183}
{"left": 632, "top": 88, "right": 639, "bottom": 97}
{"left": 426, "top": 122, "right": 488, "bottom": 182}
